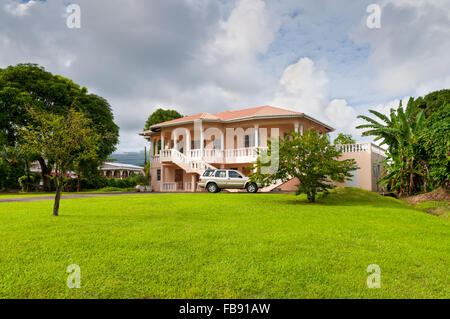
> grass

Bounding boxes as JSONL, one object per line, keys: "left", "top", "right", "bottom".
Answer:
{"left": 0, "top": 188, "right": 135, "bottom": 199}
{"left": 414, "top": 201, "right": 450, "bottom": 221}
{"left": 0, "top": 188, "right": 448, "bottom": 299}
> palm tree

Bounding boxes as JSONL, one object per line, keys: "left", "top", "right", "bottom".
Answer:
{"left": 356, "top": 99, "right": 426, "bottom": 196}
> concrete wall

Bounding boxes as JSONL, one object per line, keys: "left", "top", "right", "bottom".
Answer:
{"left": 277, "top": 146, "right": 386, "bottom": 193}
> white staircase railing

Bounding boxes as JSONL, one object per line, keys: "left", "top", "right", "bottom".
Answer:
{"left": 260, "top": 179, "right": 285, "bottom": 193}
{"left": 158, "top": 146, "right": 270, "bottom": 174}
{"left": 161, "top": 149, "right": 217, "bottom": 174}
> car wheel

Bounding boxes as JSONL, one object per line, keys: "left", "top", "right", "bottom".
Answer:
{"left": 207, "top": 183, "right": 218, "bottom": 193}
{"left": 246, "top": 183, "right": 258, "bottom": 193}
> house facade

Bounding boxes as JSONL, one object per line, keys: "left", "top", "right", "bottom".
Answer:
{"left": 99, "top": 162, "right": 145, "bottom": 179}
{"left": 139, "top": 105, "right": 386, "bottom": 193}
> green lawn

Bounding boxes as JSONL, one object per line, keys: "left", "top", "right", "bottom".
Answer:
{"left": 0, "top": 188, "right": 136, "bottom": 199}
{"left": 0, "top": 188, "right": 448, "bottom": 299}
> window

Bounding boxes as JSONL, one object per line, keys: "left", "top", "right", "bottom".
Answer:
{"left": 228, "top": 171, "right": 243, "bottom": 179}
{"left": 215, "top": 170, "right": 227, "bottom": 178}
{"left": 203, "top": 170, "right": 214, "bottom": 177}
{"left": 157, "top": 169, "right": 161, "bottom": 181}
{"left": 244, "top": 135, "right": 250, "bottom": 148}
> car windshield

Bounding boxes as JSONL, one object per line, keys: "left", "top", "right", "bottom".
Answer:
{"left": 203, "top": 170, "right": 214, "bottom": 177}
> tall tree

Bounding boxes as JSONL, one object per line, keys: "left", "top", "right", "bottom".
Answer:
{"left": 251, "top": 130, "right": 356, "bottom": 202}
{"left": 356, "top": 100, "right": 427, "bottom": 196}
{"left": 333, "top": 133, "right": 356, "bottom": 145}
{"left": 20, "top": 108, "right": 100, "bottom": 216}
{"left": 144, "top": 108, "right": 183, "bottom": 131}
{"left": 0, "top": 63, "right": 119, "bottom": 190}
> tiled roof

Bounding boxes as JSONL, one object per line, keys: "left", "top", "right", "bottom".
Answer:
{"left": 215, "top": 105, "right": 303, "bottom": 121}
{"left": 141, "top": 106, "right": 304, "bottom": 133}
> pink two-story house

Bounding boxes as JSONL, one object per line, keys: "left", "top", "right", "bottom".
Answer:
{"left": 139, "top": 105, "right": 386, "bottom": 193}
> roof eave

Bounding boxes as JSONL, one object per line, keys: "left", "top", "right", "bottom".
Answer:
{"left": 145, "top": 113, "right": 335, "bottom": 133}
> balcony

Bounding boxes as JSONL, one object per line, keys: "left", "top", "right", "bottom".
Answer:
{"left": 336, "top": 142, "right": 386, "bottom": 157}
{"left": 152, "top": 147, "right": 268, "bottom": 167}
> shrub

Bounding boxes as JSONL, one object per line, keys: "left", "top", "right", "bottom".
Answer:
{"left": 84, "top": 175, "right": 108, "bottom": 190}
{"left": 18, "top": 173, "right": 42, "bottom": 192}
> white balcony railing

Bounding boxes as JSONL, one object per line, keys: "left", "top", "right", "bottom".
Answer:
{"left": 156, "top": 147, "right": 267, "bottom": 165}
{"left": 337, "top": 143, "right": 369, "bottom": 153}
{"left": 154, "top": 144, "right": 385, "bottom": 167}
{"left": 336, "top": 143, "right": 386, "bottom": 157}
{"left": 162, "top": 182, "right": 176, "bottom": 191}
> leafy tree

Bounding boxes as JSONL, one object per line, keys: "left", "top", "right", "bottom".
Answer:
{"left": 333, "top": 133, "right": 356, "bottom": 145}
{"left": 144, "top": 108, "right": 183, "bottom": 131}
{"left": 20, "top": 108, "right": 100, "bottom": 216}
{"left": 356, "top": 89, "right": 450, "bottom": 196}
{"left": 413, "top": 89, "right": 450, "bottom": 117}
{"left": 251, "top": 130, "right": 356, "bottom": 202}
{"left": 0, "top": 145, "right": 36, "bottom": 191}
{"left": 416, "top": 104, "right": 450, "bottom": 188}
{"left": 0, "top": 63, "right": 119, "bottom": 190}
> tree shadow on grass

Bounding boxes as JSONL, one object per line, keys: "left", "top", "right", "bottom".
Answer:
{"left": 283, "top": 187, "right": 411, "bottom": 209}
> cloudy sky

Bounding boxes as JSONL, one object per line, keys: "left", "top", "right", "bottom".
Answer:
{"left": 1, "top": 0, "right": 449, "bottom": 152}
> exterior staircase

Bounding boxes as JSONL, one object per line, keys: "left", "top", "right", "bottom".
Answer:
{"left": 260, "top": 180, "right": 285, "bottom": 192}
{"left": 160, "top": 149, "right": 217, "bottom": 175}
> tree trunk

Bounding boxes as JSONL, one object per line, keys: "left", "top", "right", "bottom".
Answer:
{"left": 409, "top": 157, "right": 414, "bottom": 195}
{"left": 310, "top": 191, "right": 316, "bottom": 203}
{"left": 77, "top": 177, "right": 81, "bottom": 193}
{"left": 38, "top": 157, "right": 52, "bottom": 192}
{"left": 25, "top": 160, "right": 31, "bottom": 192}
{"left": 53, "top": 175, "right": 63, "bottom": 216}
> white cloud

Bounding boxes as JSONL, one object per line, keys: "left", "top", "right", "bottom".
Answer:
{"left": 271, "top": 58, "right": 329, "bottom": 117}
{"left": 4, "top": 0, "right": 37, "bottom": 17}
{"left": 325, "top": 99, "right": 357, "bottom": 129}
{"left": 271, "top": 57, "right": 358, "bottom": 133}
{"left": 210, "top": 0, "right": 280, "bottom": 60}
{"left": 351, "top": 0, "right": 450, "bottom": 97}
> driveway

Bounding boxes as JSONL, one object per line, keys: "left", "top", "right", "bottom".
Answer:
{"left": 0, "top": 193, "right": 145, "bottom": 203}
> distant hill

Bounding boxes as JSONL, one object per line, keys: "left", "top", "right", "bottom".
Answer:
{"left": 109, "top": 151, "right": 146, "bottom": 167}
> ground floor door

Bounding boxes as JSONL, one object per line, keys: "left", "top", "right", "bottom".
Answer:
{"left": 175, "top": 169, "right": 184, "bottom": 190}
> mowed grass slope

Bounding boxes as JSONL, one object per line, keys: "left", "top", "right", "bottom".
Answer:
{"left": 0, "top": 188, "right": 448, "bottom": 299}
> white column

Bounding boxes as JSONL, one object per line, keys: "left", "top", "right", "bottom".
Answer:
{"left": 186, "top": 130, "right": 191, "bottom": 156}
{"left": 254, "top": 124, "right": 259, "bottom": 147}
{"left": 200, "top": 126, "right": 204, "bottom": 157}
{"left": 300, "top": 124, "right": 304, "bottom": 135}
{"left": 191, "top": 174, "right": 196, "bottom": 193}
{"left": 220, "top": 130, "right": 225, "bottom": 151}
{"left": 294, "top": 122, "right": 299, "bottom": 133}
{"left": 161, "top": 133, "right": 165, "bottom": 151}
{"left": 171, "top": 131, "right": 177, "bottom": 151}
{"left": 149, "top": 139, "right": 153, "bottom": 157}
{"left": 160, "top": 165, "right": 164, "bottom": 192}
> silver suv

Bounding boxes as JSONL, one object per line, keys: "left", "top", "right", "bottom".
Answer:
{"left": 198, "top": 169, "right": 261, "bottom": 193}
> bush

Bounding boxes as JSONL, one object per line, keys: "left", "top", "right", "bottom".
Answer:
{"left": 18, "top": 173, "right": 42, "bottom": 192}
{"left": 84, "top": 175, "right": 108, "bottom": 190}
{"left": 0, "top": 159, "right": 25, "bottom": 191}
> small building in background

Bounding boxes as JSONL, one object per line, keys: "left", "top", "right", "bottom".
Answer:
{"left": 99, "top": 162, "right": 145, "bottom": 179}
